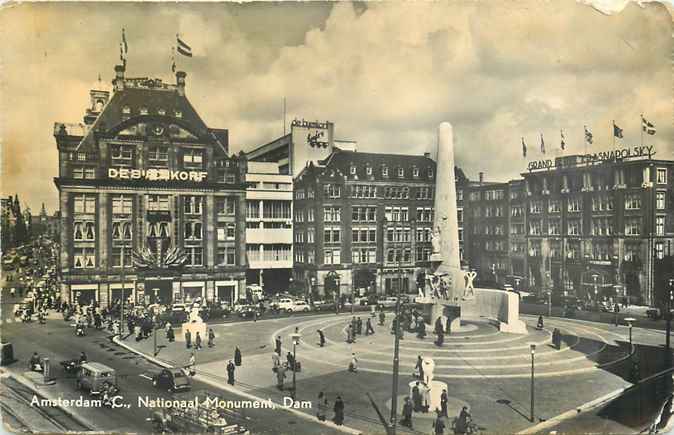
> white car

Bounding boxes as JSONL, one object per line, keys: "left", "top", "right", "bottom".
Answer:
{"left": 287, "top": 301, "right": 311, "bottom": 313}
{"left": 171, "top": 303, "right": 187, "bottom": 312}
{"left": 275, "top": 298, "right": 295, "bottom": 311}
{"left": 379, "top": 297, "right": 399, "bottom": 308}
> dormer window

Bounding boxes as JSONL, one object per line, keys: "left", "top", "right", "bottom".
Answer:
{"left": 158, "top": 108, "right": 166, "bottom": 116}
{"left": 122, "top": 106, "right": 131, "bottom": 114}
{"left": 398, "top": 167, "right": 404, "bottom": 178}
{"left": 382, "top": 165, "right": 389, "bottom": 177}
{"left": 183, "top": 149, "right": 204, "bottom": 169}
{"left": 366, "top": 166, "right": 372, "bottom": 175}
{"left": 428, "top": 168, "right": 434, "bottom": 178}
{"left": 140, "top": 106, "right": 148, "bottom": 115}
{"left": 175, "top": 110, "right": 183, "bottom": 118}
{"left": 350, "top": 165, "right": 356, "bottom": 175}
{"left": 413, "top": 166, "right": 419, "bottom": 178}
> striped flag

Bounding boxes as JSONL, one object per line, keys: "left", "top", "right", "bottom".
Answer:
{"left": 584, "top": 126, "right": 593, "bottom": 144}
{"left": 176, "top": 34, "right": 192, "bottom": 57}
{"left": 560, "top": 129, "right": 565, "bottom": 150}
{"left": 521, "top": 137, "right": 527, "bottom": 158}
{"left": 540, "top": 133, "right": 545, "bottom": 154}
{"left": 641, "top": 115, "right": 656, "bottom": 135}
{"left": 613, "top": 121, "right": 623, "bottom": 138}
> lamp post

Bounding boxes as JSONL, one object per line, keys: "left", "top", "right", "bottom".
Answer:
{"left": 625, "top": 317, "right": 635, "bottom": 349}
{"left": 290, "top": 332, "right": 301, "bottom": 401}
{"left": 530, "top": 343, "right": 536, "bottom": 422}
{"left": 665, "top": 278, "right": 674, "bottom": 362}
{"left": 335, "top": 274, "right": 341, "bottom": 315}
{"left": 153, "top": 289, "right": 159, "bottom": 356}
{"left": 592, "top": 273, "right": 599, "bottom": 311}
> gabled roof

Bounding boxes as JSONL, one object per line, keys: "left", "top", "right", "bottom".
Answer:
{"left": 75, "top": 84, "right": 224, "bottom": 153}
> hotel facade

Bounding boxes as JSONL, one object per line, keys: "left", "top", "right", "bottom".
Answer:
{"left": 54, "top": 64, "right": 248, "bottom": 307}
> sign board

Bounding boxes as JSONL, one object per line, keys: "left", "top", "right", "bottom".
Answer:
{"left": 108, "top": 168, "right": 208, "bottom": 182}
{"left": 527, "top": 145, "right": 655, "bottom": 171}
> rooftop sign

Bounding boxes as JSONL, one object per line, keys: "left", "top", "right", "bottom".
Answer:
{"left": 527, "top": 145, "right": 655, "bottom": 171}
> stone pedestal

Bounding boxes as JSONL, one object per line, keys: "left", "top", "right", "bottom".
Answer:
{"left": 421, "top": 303, "right": 461, "bottom": 334}
{"left": 408, "top": 380, "right": 448, "bottom": 414}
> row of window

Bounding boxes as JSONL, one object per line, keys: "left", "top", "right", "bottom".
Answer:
{"left": 72, "top": 245, "right": 236, "bottom": 269}
{"left": 73, "top": 194, "right": 237, "bottom": 216}
{"left": 121, "top": 106, "right": 182, "bottom": 118}
{"left": 524, "top": 216, "right": 667, "bottom": 237}
{"left": 347, "top": 164, "right": 434, "bottom": 179}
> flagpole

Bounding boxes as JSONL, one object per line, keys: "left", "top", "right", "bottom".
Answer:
{"left": 640, "top": 114, "right": 644, "bottom": 148}
{"left": 612, "top": 120, "right": 615, "bottom": 148}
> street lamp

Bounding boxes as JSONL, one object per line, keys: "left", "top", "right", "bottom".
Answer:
{"left": 592, "top": 274, "right": 599, "bottom": 310}
{"left": 530, "top": 343, "right": 536, "bottom": 422}
{"left": 335, "top": 275, "right": 341, "bottom": 315}
{"left": 290, "top": 332, "right": 301, "bottom": 401}
{"left": 625, "top": 317, "right": 636, "bottom": 349}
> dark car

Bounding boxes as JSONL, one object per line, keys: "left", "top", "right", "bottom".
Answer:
{"left": 158, "top": 310, "right": 188, "bottom": 327}
{"left": 152, "top": 368, "right": 191, "bottom": 393}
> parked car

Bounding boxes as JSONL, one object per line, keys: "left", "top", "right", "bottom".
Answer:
{"left": 287, "top": 301, "right": 311, "bottom": 313}
{"left": 238, "top": 305, "right": 261, "bottom": 319}
{"left": 152, "top": 368, "right": 191, "bottom": 393}
{"left": 647, "top": 307, "right": 662, "bottom": 320}
{"left": 379, "top": 297, "right": 399, "bottom": 308}
{"left": 76, "top": 362, "right": 117, "bottom": 395}
{"left": 312, "top": 300, "right": 333, "bottom": 311}
{"left": 273, "top": 298, "right": 295, "bottom": 311}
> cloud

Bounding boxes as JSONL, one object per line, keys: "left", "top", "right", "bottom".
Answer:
{"left": 0, "top": 1, "right": 671, "bottom": 210}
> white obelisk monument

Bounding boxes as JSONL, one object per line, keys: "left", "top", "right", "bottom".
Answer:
{"left": 430, "top": 122, "right": 464, "bottom": 301}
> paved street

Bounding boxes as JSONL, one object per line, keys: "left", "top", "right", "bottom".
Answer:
{"left": 118, "top": 309, "right": 674, "bottom": 434}
{"left": 0, "top": 296, "right": 348, "bottom": 435}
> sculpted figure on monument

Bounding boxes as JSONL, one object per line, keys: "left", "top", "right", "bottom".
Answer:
{"left": 431, "top": 226, "right": 442, "bottom": 254}
{"left": 189, "top": 306, "right": 203, "bottom": 323}
{"left": 463, "top": 271, "right": 477, "bottom": 299}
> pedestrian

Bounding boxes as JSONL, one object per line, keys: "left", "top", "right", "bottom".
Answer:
{"left": 537, "top": 315, "right": 544, "bottom": 330}
{"left": 356, "top": 317, "right": 363, "bottom": 335}
{"left": 348, "top": 353, "right": 358, "bottom": 373}
{"left": 345, "top": 325, "right": 353, "bottom": 343}
{"left": 365, "top": 317, "right": 375, "bottom": 335}
{"left": 317, "top": 329, "right": 326, "bottom": 347}
{"left": 187, "top": 352, "right": 196, "bottom": 376}
{"left": 201, "top": 328, "right": 213, "bottom": 347}
{"left": 286, "top": 351, "right": 295, "bottom": 371}
{"left": 351, "top": 316, "right": 357, "bottom": 335}
{"left": 435, "top": 317, "right": 444, "bottom": 347}
{"left": 166, "top": 325, "right": 175, "bottom": 343}
{"left": 333, "top": 395, "right": 345, "bottom": 425}
{"left": 416, "top": 355, "right": 425, "bottom": 382}
{"left": 195, "top": 331, "right": 202, "bottom": 350}
{"left": 226, "top": 360, "right": 236, "bottom": 385}
{"left": 234, "top": 346, "right": 242, "bottom": 366}
{"left": 379, "top": 310, "right": 385, "bottom": 326}
{"left": 417, "top": 319, "right": 427, "bottom": 339}
{"left": 272, "top": 352, "right": 280, "bottom": 372}
{"left": 316, "top": 392, "right": 327, "bottom": 421}
{"left": 440, "top": 389, "right": 448, "bottom": 417}
{"left": 401, "top": 396, "right": 413, "bottom": 429}
{"left": 412, "top": 381, "right": 423, "bottom": 412}
{"left": 614, "top": 303, "right": 620, "bottom": 327}
{"left": 432, "top": 411, "right": 446, "bottom": 434}
{"left": 275, "top": 336, "right": 282, "bottom": 355}
{"left": 185, "top": 329, "right": 192, "bottom": 349}
{"left": 276, "top": 365, "right": 286, "bottom": 390}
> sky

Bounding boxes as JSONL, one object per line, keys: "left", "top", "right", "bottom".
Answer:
{"left": 0, "top": 1, "right": 672, "bottom": 212}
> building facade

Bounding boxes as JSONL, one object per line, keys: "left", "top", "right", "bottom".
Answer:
{"left": 244, "top": 162, "right": 293, "bottom": 291}
{"left": 292, "top": 148, "right": 469, "bottom": 299}
{"left": 462, "top": 151, "right": 674, "bottom": 306}
{"left": 54, "top": 64, "right": 248, "bottom": 307}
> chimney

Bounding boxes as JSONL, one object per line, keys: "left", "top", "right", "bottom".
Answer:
{"left": 176, "top": 71, "right": 187, "bottom": 96}
{"left": 479, "top": 172, "right": 484, "bottom": 185}
{"left": 423, "top": 152, "right": 431, "bottom": 159}
{"left": 113, "top": 64, "right": 125, "bottom": 92}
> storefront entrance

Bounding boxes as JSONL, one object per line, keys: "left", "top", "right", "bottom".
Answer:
{"left": 144, "top": 280, "right": 173, "bottom": 305}
{"left": 216, "top": 285, "right": 236, "bottom": 305}
{"left": 71, "top": 287, "right": 96, "bottom": 305}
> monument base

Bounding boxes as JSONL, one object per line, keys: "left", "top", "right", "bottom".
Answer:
{"left": 408, "top": 380, "right": 448, "bottom": 414}
{"left": 180, "top": 321, "right": 207, "bottom": 341}
{"left": 458, "top": 288, "right": 527, "bottom": 334}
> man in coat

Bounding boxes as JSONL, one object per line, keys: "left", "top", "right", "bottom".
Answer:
{"left": 208, "top": 328, "right": 215, "bottom": 347}
{"left": 234, "top": 346, "right": 242, "bottom": 366}
{"left": 401, "top": 396, "right": 414, "bottom": 429}
{"left": 276, "top": 365, "right": 286, "bottom": 390}
{"left": 412, "top": 381, "right": 423, "bottom": 412}
{"left": 365, "top": 317, "right": 375, "bottom": 335}
{"left": 275, "top": 336, "right": 282, "bottom": 355}
{"left": 226, "top": 360, "right": 236, "bottom": 385}
{"left": 317, "top": 329, "right": 326, "bottom": 347}
{"left": 194, "top": 331, "right": 202, "bottom": 350}
{"left": 184, "top": 329, "right": 192, "bottom": 349}
{"left": 333, "top": 396, "right": 345, "bottom": 425}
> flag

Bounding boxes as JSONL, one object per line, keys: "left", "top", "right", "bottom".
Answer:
{"left": 560, "top": 129, "right": 565, "bottom": 150}
{"left": 613, "top": 121, "right": 623, "bottom": 138}
{"left": 171, "top": 47, "right": 176, "bottom": 73}
{"left": 642, "top": 115, "right": 656, "bottom": 135}
{"left": 521, "top": 137, "right": 527, "bottom": 158}
{"left": 122, "top": 28, "right": 128, "bottom": 55}
{"left": 540, "top": 133, "right": 545, "bottom": 154}
{"left": 176, "top": 34, "right": 192, "bottom": 57}
{"left": 584, "top": 126, "right": 593, "bottom": 144}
